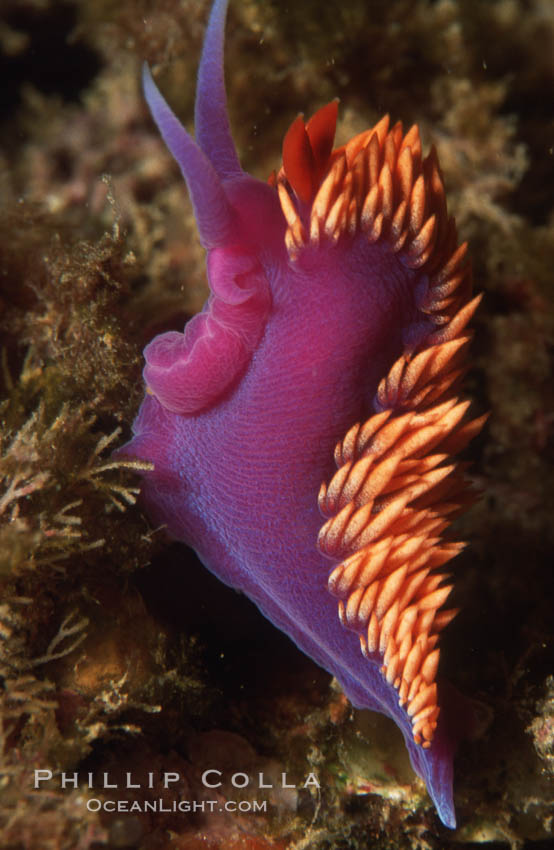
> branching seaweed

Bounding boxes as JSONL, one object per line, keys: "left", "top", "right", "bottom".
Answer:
{"left": 0, "top": 600, "right": 106, "bottom": 847}
{"left": 0, "top": 386, "right": 152, "bottom": 575}
{"left": 0, "top": 168, "right": 159, "bottom": 849}
{"left": 78, "top": 426, "right": 151, "bottom": 512}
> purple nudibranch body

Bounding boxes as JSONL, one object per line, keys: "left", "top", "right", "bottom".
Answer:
{"left": 120, "top": 0, "right": 484, "bottom": 828}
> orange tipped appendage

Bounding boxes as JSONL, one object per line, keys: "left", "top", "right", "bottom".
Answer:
{"left": 282, "top": 101, "right": 338, "bottom": 205}
{"left": 276, "top": 106, "right": 485, "bottom": 747}
{"left": 318, "top": 378, "right": 486, "bottom": 746}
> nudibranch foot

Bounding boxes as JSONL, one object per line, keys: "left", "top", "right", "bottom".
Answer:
{"left": 122, "top": 0, "right": 484, "bottom": 831}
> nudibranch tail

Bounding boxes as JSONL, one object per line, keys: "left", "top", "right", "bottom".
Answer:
{"left": 271, "top": 110, "right": 486, "bottom": 827}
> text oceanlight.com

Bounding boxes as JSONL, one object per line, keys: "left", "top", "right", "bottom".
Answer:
{"left": 85, "top": 799, "right": 268, "bottom": 814}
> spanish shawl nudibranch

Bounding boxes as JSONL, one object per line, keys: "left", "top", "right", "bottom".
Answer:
{"left": 122, "top": 0, "right": 485, "bottom": 828}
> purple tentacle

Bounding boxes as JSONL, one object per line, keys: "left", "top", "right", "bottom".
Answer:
{"left": 142, "top": 63, "right": 234, "bottom": 248}
{"left": 195, "top": 0, "right": 242, "bottom": 178}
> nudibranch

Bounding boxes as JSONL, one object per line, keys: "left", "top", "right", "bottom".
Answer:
{"left": 122, "top": 0, "right": 485, "bottom": 828}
